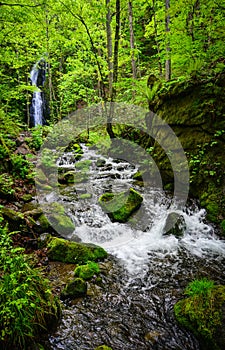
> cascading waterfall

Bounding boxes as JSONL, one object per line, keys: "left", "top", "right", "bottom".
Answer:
{"left": 43, "top": 145, "right": 225, "bottom": 350}
{"left": 29, "top": 59, "right": 46, "bottom": 127}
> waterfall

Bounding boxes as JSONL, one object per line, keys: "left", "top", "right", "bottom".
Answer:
{"left": 29, "top": 59, "right": 47, "bottom": 127}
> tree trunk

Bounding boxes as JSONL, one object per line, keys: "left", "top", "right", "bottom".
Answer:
{"left": 113, "top": 0, "right": 120, "bottom": 88}
{"left": 165, "top": 0, "right": 171, "bottom": 81}
{"left": 106, "top": 0, "right": 113, "bottom": 100}
{"left": 128, "top": 1, "right": 137, "bottom": 80}
{"left": 152, "top": 0, "right": 162, "bottom": 76}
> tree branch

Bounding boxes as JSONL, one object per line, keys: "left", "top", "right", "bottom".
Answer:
{"left": 0, "top": 2, "right": 43, "bottom": 7}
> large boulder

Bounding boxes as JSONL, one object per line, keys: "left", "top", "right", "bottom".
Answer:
{"left": 99, "top": 188, "right": 143, "bottom": 223}
{"left": 47, "top": 236, "right": 107, "bottom": 264}
{"left": 163, "top": 212, "right": 186, "bottom": 237}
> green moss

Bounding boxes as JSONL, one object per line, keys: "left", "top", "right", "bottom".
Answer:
{"left": 74, "top": 261, "right": 100, "bottom": 280}
{"left": 79, "top": 193, "right": 92, "bottom": 200}
{"left": 174, "top": 278, "right": 225, "bottom": 349}
{"left": 99, "top": 188, "right": 143, "bottom": 223}
{"left": 61, "top": 278, "right": 87, "bottom": 299}
{"left": 220, "top": 220, "right": 225, "bottom": 235}
{"left": 47, "top": 237, "right": 107, "bottom": 263}
{"left": 75, "top": 160, "right": 92, "bottom": 170}
{"left": 205, "top": 202, "right": 220, "bottom": 223}
{"left": 94, "top": 346, "right": 113, "bottom": 350}
{"left": 38, "top": 214, "right": 50, "bottom": 230}
{"left": 58, "top": 170, "right": 88, "bottom": 185}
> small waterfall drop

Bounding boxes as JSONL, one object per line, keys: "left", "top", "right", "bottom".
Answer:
{"left": 29, "top": 59, "right": 46, "bottom": 127}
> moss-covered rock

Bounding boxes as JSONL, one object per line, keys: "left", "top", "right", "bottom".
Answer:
{"left": 94, "top": 346, "right": 113, "bottom": 350}
{"left": 43, "top": 202, "right": 75, "bottom": 236}
{"left": 74, "top": 261, "right": 100, "bottom": 280}
{"left": 47, "top": 237, "right": 107, "bottom": 263}
{"left": 99, "top": 188, "right": 143, "bottom": 223}
{"left": 65, "top": 142, "right": 83, "bottom": 160}
{"left": 61, "top": 278, "right": 87, "bottom": 299}
{"left": 79, "top": 193, "right": 92, "bottom": 200}
{"left": 58, "top": 170, "right": 88, "bottom": 185}
{"left": 174, "top": 278, "right": 225, "bottom": 350}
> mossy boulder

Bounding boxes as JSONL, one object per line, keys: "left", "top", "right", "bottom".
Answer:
{"left": 74, "top": 261, "right": 100, "bottom": 280}
{"left": 174, "top": 279, "right": 225, "bottom": 350}
{"left": 61, "top": 278, "right": 87, "bottom": 299}
{"left": 99, "top": 188, "right": 143, "bottom": 223}
{"left": 65, "top": 142, "right": 83, "bottom": 160}
{"left": 47, "top": 237, "right": 107, "bottom": 264}
{"left": 43, "top": 202, "right": 75, "bottom": 236}
{"left": 163, "top": 212, "right": 186, "bottom": 237}
{"left": 58, "top": 170, "right": 88, "bottom": 185}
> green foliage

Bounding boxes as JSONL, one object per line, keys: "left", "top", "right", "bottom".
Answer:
{"left": 0, "top": 174, "right": 15, "bottom": 196}
{"left": 184, "top": 278, "right": 215, "bottom": 298}
{"left": 174, "top": 278, "right": 225, "bottom": 348}
{"left": 0, "top": 226, "right": 60, "bottom": 350}
{"left": 11, "top": 154, "right": 31, "bottom": 179}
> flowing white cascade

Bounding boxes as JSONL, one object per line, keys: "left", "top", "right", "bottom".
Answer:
{"left": 30, "top": 60, "right": 45, "bottom": 126}
{"left": 53, "top": 145, "right": 225, "bottom": 277}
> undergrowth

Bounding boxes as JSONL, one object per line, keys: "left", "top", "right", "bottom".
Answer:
{"left": 0, "top": 224, "right": 60, "bottom": 350}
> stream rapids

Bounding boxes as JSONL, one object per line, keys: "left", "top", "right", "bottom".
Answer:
{"left": 42, "top": 144, "right": 225, "bottom": 350}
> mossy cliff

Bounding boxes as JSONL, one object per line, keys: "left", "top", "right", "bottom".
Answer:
{"left": 147, "top": 72, "right": 225, "bottom": 229}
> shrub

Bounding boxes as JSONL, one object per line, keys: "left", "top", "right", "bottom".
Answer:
{"left": 0, "top": 226, "right": 60, "bottom": 350}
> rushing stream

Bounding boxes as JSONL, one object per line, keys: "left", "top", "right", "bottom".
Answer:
{"left": 44, "top": 144, "right": 225, "bottom": 350}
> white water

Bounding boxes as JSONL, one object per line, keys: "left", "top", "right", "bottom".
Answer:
{"left": 47, "top": 144, "right": 225, "bottom": 350}
{"left": 55, "top": 145, "right": 225, "bottom": 277}
{"left": 30, "top": 61, "right": 45, "bottom": 126}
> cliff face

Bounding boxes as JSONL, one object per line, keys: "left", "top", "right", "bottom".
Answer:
{"left": 147, "top": 72, "right": 225, "bottom": 230}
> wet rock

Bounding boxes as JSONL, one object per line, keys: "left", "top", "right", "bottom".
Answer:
{"left": 163, "top": 212, "right": 186, "bottom": 237}
{"left": 96, "top": 159, "right": 106, "bottom": 167}
{"left": 99, "top": 188, "right": 143, "bottom": 223}
{"left": 47, "top": 237, "right": 108, "bottom": 264}
{"left": 74, "top": 261, "right": 100, "bottom": 280}
{"left": 61, "top": 278, "right": 87, "bottom": 299}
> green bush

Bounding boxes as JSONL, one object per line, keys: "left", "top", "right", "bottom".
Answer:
{"left": 0, "top": 226, "right": 60, "bottom": 350}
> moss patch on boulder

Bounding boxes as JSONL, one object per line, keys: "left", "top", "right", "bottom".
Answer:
{"left": 47, "top": 237, "right": 107, "bottom": 264}
{"left": 99, "top": 188, "right": 143, "bottom": 223}
{"left": 61, "top": 278, "right": 87, "bottom": 299}
{"left": 43, "top": 202, "right": 75, "bottom": 236}
{"left": 74, "top": 261, "right": 100, "bottom": 280}
{"left": 94, "top": 346, "right": 113, "bottom": 350}
{"left": 174, "top": 278, "right": 225, "bottom": 350}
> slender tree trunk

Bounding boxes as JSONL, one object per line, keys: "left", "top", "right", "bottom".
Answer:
{"left": 165, "top": 0, "right": 171, "bottom": 81}
{"left": 113, "top": 0, "right": 120, "bottom": 88}
{"left": 152, "top": 0, "right": 162, "bottom": 76}
{"left": 128, "top": 1, "right": 137, "bottom": 80}
{"left": 106, "top": 0, "right": 113, "bottom": 100}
